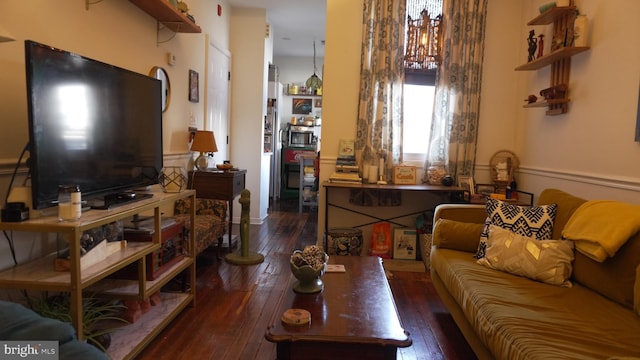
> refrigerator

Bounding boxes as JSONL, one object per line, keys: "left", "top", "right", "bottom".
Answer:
{"left": 267, "top": 79, "right": 283, "bottom": 200}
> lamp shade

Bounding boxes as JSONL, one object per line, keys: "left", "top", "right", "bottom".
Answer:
{"left": 191, "top": 130, "right": 218, "bottom": 153}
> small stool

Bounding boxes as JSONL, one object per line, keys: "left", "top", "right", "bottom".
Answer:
{"left": 324, "top": 228, "right": 363, "bottom": 256}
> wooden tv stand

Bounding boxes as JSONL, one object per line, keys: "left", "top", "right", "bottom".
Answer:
{"left": 0, "top": 185, "right": 196, "bottom": 360}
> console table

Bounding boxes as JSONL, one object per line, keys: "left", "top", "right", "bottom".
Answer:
{"left": 323, "top": 181, "right": 465, "bottom": 235}
{"left": 188, "top": 170, "right": 246, "bottom": 249}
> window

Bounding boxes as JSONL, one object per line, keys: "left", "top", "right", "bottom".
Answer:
{"left": 403, "top": 84, "right": 435, "bottom": 162}
{"left": 403, "top": 0, "right": 442, "bottom": 163}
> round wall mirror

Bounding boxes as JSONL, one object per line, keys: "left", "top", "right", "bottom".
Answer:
{"left": 150, "top": 66, "right": 171, "bottom": 112}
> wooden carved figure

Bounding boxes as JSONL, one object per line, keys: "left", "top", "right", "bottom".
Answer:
{"left": 239, "top": 189, "right": 250, "bottom": 257}
{"left": 537, "top": 34, "right": 544, "bottom": 58}
{"left": 527, "top": 30, "right": 537, "bottom": 62}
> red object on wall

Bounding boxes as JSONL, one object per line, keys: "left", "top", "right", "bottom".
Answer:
{"left": 218, "top": 4, "right": 222, "bottom": 16}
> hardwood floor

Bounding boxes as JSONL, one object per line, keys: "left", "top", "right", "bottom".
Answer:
{"left": 137, "top": 199, "right": 476, "bottom": 360}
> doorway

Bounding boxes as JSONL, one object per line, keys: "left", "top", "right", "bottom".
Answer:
{"left": 205, "top": 37, "right": 231, "bottom": 164}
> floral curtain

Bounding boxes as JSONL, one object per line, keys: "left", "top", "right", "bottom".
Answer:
{"left": 355, "top": 0, "right": 406, "bottom": 183}
{"left": 423, "top": 0, "right": 488, "bottom": 183}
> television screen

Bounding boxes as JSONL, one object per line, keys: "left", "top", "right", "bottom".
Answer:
{"left": 25, "top": 40, "right": 163, "bottom": 209}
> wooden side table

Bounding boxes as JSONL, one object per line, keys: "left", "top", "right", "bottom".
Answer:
{"left": 188, "top": 170, "right": 246, "bottom": 249}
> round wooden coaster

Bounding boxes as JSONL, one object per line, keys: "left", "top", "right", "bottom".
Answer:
{"left": 281, "top": 308, "right": 311, "bottom": 325}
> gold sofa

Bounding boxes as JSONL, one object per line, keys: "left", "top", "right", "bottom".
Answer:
{"left": 430, "top": 188, "right": 640, "bottom": 360}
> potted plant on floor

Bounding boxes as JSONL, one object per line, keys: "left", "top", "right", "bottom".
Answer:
{"left": 26, "top": 292, "right": 128, "bottom": 352}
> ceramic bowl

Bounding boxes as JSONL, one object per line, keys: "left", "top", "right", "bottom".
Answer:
{"left": 290, "top": 250, "right": 328, "bottom": 294}
{"left": 216, "top": 163, "right": 233, "bottom": 171}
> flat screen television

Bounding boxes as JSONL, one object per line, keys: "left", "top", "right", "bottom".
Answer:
{"left": 25, "top": 40, "right": 163, "bottom": 210}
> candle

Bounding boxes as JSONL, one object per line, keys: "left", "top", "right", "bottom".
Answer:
{"left": 362, "top": 164, "right": 370, "bottom": 181}
{"left": 368, "top": 166, "right": 378, "bottom": 183}
{"left": 379, "top": 158, "right": 384, "bottom": 179}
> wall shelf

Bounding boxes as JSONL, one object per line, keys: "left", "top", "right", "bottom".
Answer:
{"left": 516, "top": 5, "right": 590, "bottom": 115}
{"left": 523, "top": 99, "right": 569, "bottom": 108}
{"left": 129, "top": 0, "right": 201, "bottom": 33}
{"left": 515, "top": 46, "right": 589, "bottom": 71}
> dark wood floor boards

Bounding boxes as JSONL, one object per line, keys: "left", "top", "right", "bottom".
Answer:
{"left": 137, "top": 199, "right": 475, "bottom": 360}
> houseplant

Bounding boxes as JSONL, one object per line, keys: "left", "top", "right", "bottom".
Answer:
{"left": 26, "top": 292, "right": 128, "bottom": 352}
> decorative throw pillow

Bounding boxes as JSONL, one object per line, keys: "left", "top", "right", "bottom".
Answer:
{"left": 475, "top": 198, "right": 557, "bottom": 259}
{"left": 432, "top": 218, "right": 484, "bottom": 253}
{"left": 477, "top": 225, "right": 575, "bottom": 287}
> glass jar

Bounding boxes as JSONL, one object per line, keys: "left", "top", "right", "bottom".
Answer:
{"left": 427, "top": 162, "right": 446, "bottom": 185}
{"left": 58, "top": 185, "right": 81, "bottom": 221}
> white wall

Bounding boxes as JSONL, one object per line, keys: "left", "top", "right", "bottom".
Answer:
{"left": 229, "top": 7, "right": 271, "bottom": 223}
{"left": 516, "top": 0, "right": 640, "bottom": 203}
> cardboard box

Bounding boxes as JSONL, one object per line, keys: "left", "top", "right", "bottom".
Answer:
{"left": 393, "top": 166, "right": 417, "bottom": 184}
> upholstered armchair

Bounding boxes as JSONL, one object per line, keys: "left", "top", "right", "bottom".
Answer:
{"left": 173, "top": 198, "right": 228, "bottom": 256}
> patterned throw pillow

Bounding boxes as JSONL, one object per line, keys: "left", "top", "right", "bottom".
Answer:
{"left": 477, "top": 225, "right": 574, "bottom": 287}
{"left": 475, "top": 198, "right": 557, "bottom": 259}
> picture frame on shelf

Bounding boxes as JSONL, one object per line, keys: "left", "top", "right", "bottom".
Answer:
{"left": 393, "top": 228, "right": 417, "bottom": 260}
{"left": 475, "top": 183, "right": 496, "bottom": 196}
{"left": 189, "top": 70, "right": 199, "bottom": 103}
{"left": 457, "top": 176, "right": 475, "bottom": 195}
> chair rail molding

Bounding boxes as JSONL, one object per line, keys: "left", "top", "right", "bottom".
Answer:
{"left": 518, "top": 166, "right": 640, "bottom": 192}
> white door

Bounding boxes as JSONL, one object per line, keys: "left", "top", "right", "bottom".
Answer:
{"left": 206, "top": 39, "right": 231, "bottom": 164}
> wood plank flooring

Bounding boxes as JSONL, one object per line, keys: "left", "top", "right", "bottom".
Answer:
{"left": 137, "top": 199, "right": 476, "bottom": 360}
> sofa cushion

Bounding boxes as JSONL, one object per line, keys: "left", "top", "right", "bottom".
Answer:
{"left": 537, "top": 188, "right": 586, "bottom": 240}
{"left": 573, "top": 233, "right": 640, "bottom": 310}
{"left": 0, "top": 301, "right": 109, "bottom": 360}
{"left": 475, "top": 199, "right": 557, "bottom": 259}
{"left": 174, "top": 198, "right": 227, "bottom": 218}
{"left": 432, "top": 218, "right": 483, "bottom": 253}
{"left": 538, "top": 189, "right": 640, "bottom": 309}
{"left": 431, "top": 248, "right": 640, "bottom": 359}
{"left": 477, "top": 225, "right": 574, "bottom": 287}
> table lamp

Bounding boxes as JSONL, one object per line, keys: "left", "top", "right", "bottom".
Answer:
{"left": 191, "top": 130, "right": 218, "bottom": 171}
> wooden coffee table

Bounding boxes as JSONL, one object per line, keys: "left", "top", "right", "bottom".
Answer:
{"left": 265, "top": 256, "right": 412, "bottom": 360}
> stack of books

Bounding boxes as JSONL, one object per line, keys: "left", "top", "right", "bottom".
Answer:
{"left": 329, "top": 139, "right": 362, "bottom": 184}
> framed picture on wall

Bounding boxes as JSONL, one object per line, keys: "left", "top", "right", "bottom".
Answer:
{"left": 292, "top": 98, "right": 312, "bottom": 114}
{"left": 189, "top": 70, "right": 199, "bottom": 103}
{"left": 393, "top": 228, "right": 417, "bottom": 260}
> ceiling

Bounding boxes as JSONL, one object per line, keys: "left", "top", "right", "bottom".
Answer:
{"left": 226, "top": 0, "right": 327, "bottom": 57}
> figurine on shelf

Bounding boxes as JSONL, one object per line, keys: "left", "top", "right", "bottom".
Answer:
{"left": 537, "top": 34, "right": 545, "bottom": 58}
{"left": 527, "top": 30, "right": 538, "bottom": 62}
{"left": 495, "top": 161, "right": 509, "bottom": 181}
{"left": 524, "top": 94, "right": 538, "bottom": 104}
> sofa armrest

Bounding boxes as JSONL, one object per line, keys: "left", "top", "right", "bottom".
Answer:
{"left": 433, "top": 204, "right": 487, "bottom": 226}
{"left": 431, "top": 204, "right": 486, "bottom": 253}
